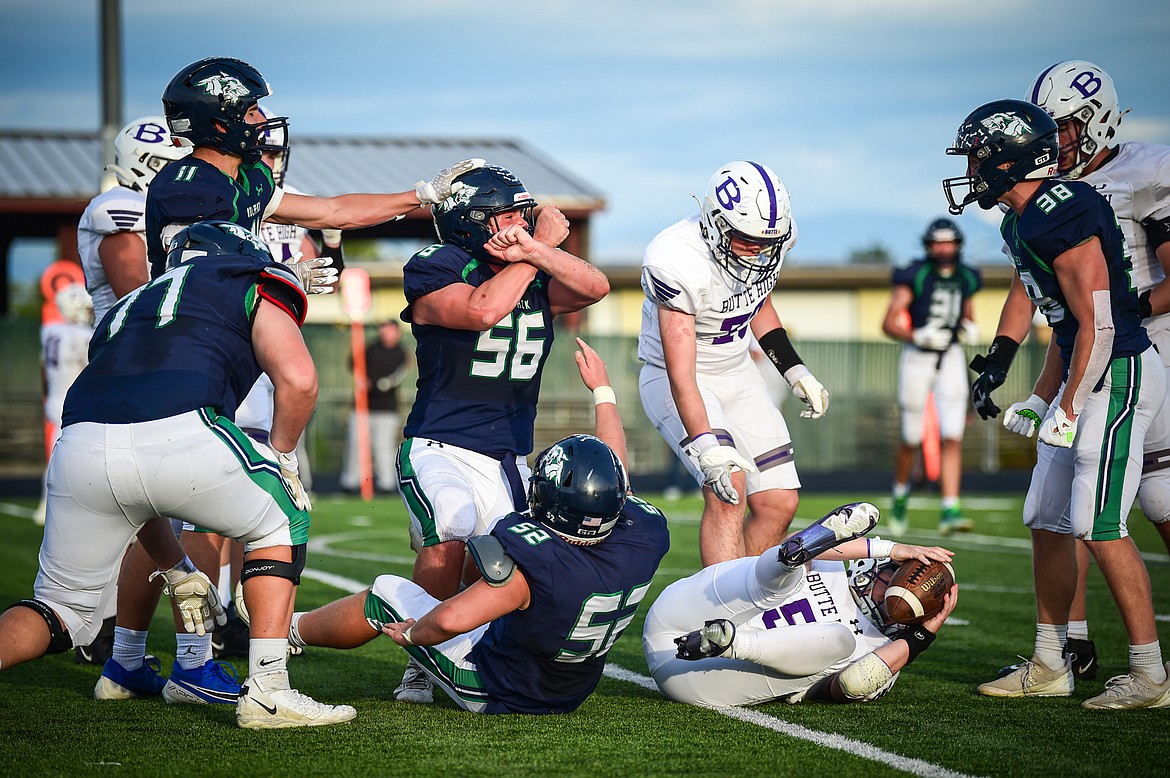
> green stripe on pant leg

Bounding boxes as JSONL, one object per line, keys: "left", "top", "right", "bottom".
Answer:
{"left": 1093, "top": 358, "right": 1139, "bottom": 541}
{"left": 365, "top": 590, "right": 489, "bottom": 703}
{"left": 199, "top": 407, "right": 311, "bottom": 544}
{"left": 397, "top": 438, "right": 441, "bottom": 547}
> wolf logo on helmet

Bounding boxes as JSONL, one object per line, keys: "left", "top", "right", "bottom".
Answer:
{"left": 432, "top": 165, "right": 537, "bottom": 264}
{"left": 166, "top": 220, "right": 274, "bottom": 270}
{"left": 528, "top": 434, "right": 629, "bottom": 546}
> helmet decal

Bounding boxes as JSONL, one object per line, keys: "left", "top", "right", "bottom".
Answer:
{"left": 196, "top": 72, "right": 252, "bottom": 101}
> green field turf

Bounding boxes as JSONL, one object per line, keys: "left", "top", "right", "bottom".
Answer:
{"left": 1, "top": 492, "right": 1168, "bottom": 777}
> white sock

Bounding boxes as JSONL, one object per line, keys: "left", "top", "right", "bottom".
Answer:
{"left": 892, "top": 483, "right": 910, "bottom": 499}
{"left": 249, "top": 637, "right": 288, "bottom": 678}
{"left": 111, "top": 627, "right": 149, "bottom": 671}
{"left": 1035, "top": 623, "right": 1067, "bottom": 670}
{"left": 940, "top": 496, "right": 960, "bottom": 512}
{"left": 288, "top": 612, "right": 306, "bottom": 649}
{"left": 1067, "top": 620, "right": 1089, "bottom": 641}
{"left": 1130, "top": 642, "right": 1166, "bottom": 684}
{"left": 175, "top": 632, "right": 212, "bottom": 670}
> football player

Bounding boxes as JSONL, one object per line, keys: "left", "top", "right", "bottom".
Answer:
{"left": 643, "top": 502, "right": 957, "bottom": 706}
{"left": 951, "top": 99, "right": 1170, "bottom": 709}
{"left": 288, "top": 338, "right": 669, "bottom": 714}
{"left": 390, "top": 164, "right": 609, "bottom": 703}
{"left": 1009, "top": 60, "right": 1170, "bottom": 681}
{"left": 0, "top": 221, "right": 355, "bottom": 729}
{"left": 638, "top": 160, "right": 828, "bottom": 566}
{"left": 146, "top": 57, "right": 478, "bottom": 282}
{"left": 881, "top": 217, "right": 983, "bottom": 536}
{"left": 78, "top": 116, "right": 239, "bottom": 703}
{"left": 35, "top": 284, "right": 94, "bottom": 525}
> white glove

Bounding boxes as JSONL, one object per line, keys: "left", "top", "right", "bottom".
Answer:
{"left": 958, "top": 319, "right": 980, "bottom": 345}
{"left": 1003, "top": 394, "right": 1049, "bottom": 438}
{"left": 685, "top": 433, "right": 757, "bottom": 505}
{"left": 149, "top": 561, "right": 227, "bottom": 637}
{"left": 293, "top": 255, "right": 339, "bottom": 295}
{"left": 234, "top": 580, "right": 250, "bottom": 627}
{"left": 321, "top": 229, "right": 342, "bottom": 249}
{"left": 1039, "top": 406, "right": 1078, "bottom": 448}
{"left": 912, "top": 325, "right": 954, "bottom": 351}
{"left": 415, "top": 158, "right": 486, "bottom": 205}
{"left": 276, "top": 448, "right": 312, "bottom": 511}
{"left": 783, "top": 365, "right": 830, "bottom": 419}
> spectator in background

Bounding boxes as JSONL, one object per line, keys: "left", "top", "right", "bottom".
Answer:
{"left": 341, "top": 319, "right": 411, "bottom": 494}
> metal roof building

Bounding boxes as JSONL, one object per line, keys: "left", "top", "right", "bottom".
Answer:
{"left": 0, "top": 130, "right": 606, "bottom": 312}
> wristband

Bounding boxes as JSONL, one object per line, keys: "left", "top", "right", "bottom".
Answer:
{"left": 867, "top": 538, "right": 896, "bottom": 559}
{"left": 401, "top": 626, "right": 414, "bottom": 645}
{"left": 172, "top": 556, "right": 197, "bottom": 575}
{"left": 592, "top": 386, "right": 617, "bottom": 406}
{"left": 895, "top": 624, "right": 936, "bottom": 664}
{"left": 757, "top": 327, "right": 804, "bottom": 375}
{"left": 1139, "top": 289, "right": 1153, "bottom": 320}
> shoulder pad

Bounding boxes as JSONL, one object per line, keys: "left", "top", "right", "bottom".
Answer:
{"left": 466, "top": 535, "right": 516, "bottom": 587}
{"left": 257, "top": 264, "right": 308, "bottom": 327}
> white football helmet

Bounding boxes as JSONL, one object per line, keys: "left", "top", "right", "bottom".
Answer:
{"left": 106, "top": 115, "right": 191, "bottom": 192}
{"left": 847, "top": 556, "right": 901, "bottom": 636}
{"left": 1026, "top": 60, "right": 1124, "bottom": 179}
{"left": 55, "top": 283, "right": 94, "bottom": 327}
{"left": 257, "top": 104, "right": 290, "bottom": 186}
{"left": 697, "top": 160, "right": 792, "bottom": 282}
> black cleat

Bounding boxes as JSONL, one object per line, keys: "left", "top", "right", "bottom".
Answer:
{"left": 674, "top": 619, "right": 736, "bottom": 661}
{"left": 1064, "top": 638, "right": 1098, "bottom": 681}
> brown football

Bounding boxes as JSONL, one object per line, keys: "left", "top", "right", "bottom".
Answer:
{"left": 883, "top": 559, "right": 955, "bottom": 625}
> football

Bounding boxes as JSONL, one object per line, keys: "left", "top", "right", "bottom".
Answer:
{"left": 883, "top": 559, "right": 955, "bottom": 625}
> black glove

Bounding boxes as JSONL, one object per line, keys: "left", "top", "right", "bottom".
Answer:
{"left": 969, "top": 336, "right": 1020, "bottom": 421}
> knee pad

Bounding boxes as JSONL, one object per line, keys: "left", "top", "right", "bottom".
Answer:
{"left": 900, "top": 410, "right": 924, "bottom": 446}
{"left": 1138, "top": 476, "right": 1170, "bottom": 525}
{"left": 5, "top": 599, "right": 72, "bottom": 654}
{"left": 431, "top": 487, "right": 479, "bottom": 541}
{"left": 240, "top": 543, "right": 307, "bottom": 586}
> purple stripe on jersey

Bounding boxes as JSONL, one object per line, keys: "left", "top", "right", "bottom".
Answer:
{"left": 1030, "top": 63, "right": 1060, "bottom": 104}
{"left": 755, "top": 443, "right": 794, "bottom": 471}
{"left": 746, "top": 161, "right": 778, "bottom": 228}
{"left": 649, "top": 273, "right": 681, "bottom": 302}
{"left": 109, "top": 208, "right": 143, "bottom": 230}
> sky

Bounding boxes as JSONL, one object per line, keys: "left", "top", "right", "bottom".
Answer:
{"left": 1, "top": 0, "right": 1169, "bottom": 269}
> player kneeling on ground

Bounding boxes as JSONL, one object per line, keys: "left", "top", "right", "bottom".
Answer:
{"left": 289, "top": 339, "right": 670, "bottom": 713}
{"left": 0, "top": 220, "right": 353, "bottom": 730}
{"left": 643, "top": 502, "right": 957, "bottom": 705}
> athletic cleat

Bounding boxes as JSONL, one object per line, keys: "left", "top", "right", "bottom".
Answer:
{"left": 978, "top": 656, "right": 1073, "bottom": 698}
{"left": 393, "top": 661, "right": 434, "bottom": 704}
{"left": 674, "top": 619, "right": 736, "bottom": 660}
{"left": 938, "top": 507, "right": 973, "bottom": 536}
{"left": 889, "top": 494, "right": 908, "bottom": 538}
{"left": 75, "top": 616, "right": 116, "bottom": 666}
{"left": 237, "top": 672, "right": 356, "bottom": 729}
{"left": 1064, "top": 637, "right": 1099, "bottom": 681}
{"left": 94, "top": 656, "right": 166, "bottom": 700}
{"left": 162, "top": 659, "right": 241, "bottom": 704}
{"left": 1082, "top": 663, "right": 1170, "bottom": 710}
{"left": 778, "top": 502, "right": 880, "bottom": 566}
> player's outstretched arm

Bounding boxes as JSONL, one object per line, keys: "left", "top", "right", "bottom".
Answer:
{"left": 383, "top": 574, "right": 531, "bottom": 647}
{"left": 573, "top": 337, "right": 628, "bottom": 471}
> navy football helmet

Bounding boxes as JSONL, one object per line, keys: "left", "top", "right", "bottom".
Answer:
{"left": 432, "top": 165, "right": 537, "bottom": 263}
{"left": 162, "top": 57, "right": 288, "bottom": 163}
{"left": 943, "top": 99, "right": 1059, "bottom": 214}
{"left": 528, "top": 434, "right": 629, "bottom": 546}
{"left": 166, "top": 220, "right": 273, "bottom": 271}
{"left": 921, "top": 217, "right": 963, "bottom": 264}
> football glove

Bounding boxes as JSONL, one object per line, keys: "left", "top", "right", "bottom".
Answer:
{"left": 958, "top": 319, "right": 980, "bottom": 345}
{"left": 912, "top": 325, "right": 954, "bottom": 351}
{"left": 415, "top": 158, "right": 486, "bottom": 205}
{"left": 969, "top": 337, "right": 1020, "bottom": 421}
{"left": 276, "top": 448, "right": 312, "bottom": 511}
{"left": 149, "top": 563, "right": 227, "bottom": 637}
{"left": 1003, "top": 394, "right": 1049, "bottom": 438}
{"left": 686, "top": 434, "right": 757, "bottom": 505}
{"left": 293, "top": 255, "right": 339, "bottom": 295}
{"left": 783, "top": 365, "right": 830, "bottom": 419}
{"left": 1039, "top": 406, "right": 1078, "bottom": 448}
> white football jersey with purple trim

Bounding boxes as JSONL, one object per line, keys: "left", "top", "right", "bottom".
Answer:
{"left": 77, "top": 186, "right": 146, "bottom": 322}
{"left": 638, "top": 213, "right": 797, "bottom": 372}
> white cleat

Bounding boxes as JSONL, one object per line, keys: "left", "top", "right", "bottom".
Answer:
{"left": 237, "top": 672, "right": 356, "bottom": 729}
{"left": 393, "top": 661, "right": 434, "bottom": 704}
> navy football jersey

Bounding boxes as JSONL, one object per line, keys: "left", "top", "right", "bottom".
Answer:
{"left": 891, "top": 260, "right": 982, "bottom": 332}
{"left": 146, "top": 157, "right": 278, "bottom": 278}
{"left": 62, "top": 255, "right": 304, "bottom": 426}
{"left": 401, "top": 243, "right": 554, "bottom": 458}
{"left": 470, "top": 496, "right": 670, "bottom": 714}
{"left": 1001, "top": 179, "right": 1149, "bottom": 368}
